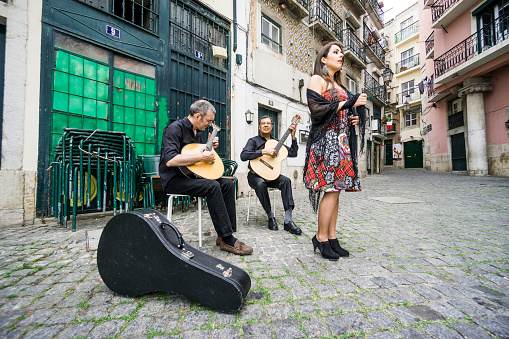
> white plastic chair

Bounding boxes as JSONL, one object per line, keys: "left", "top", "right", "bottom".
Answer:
{"left": 167, "top": 194, "right": 203, "bottom": 247}
{"left": 246, "top": 187, "right": 277, "bottom": 222}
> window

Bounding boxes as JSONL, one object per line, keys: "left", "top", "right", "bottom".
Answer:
{"left": 405, "top": 111, "right": 417, "bottom": 127}
{"left": 401, "top": 80, "right": 415, "bottom": 97}
{"left": 346, "top": 75, "right": 358, "bottom": 94}
{"left": 474, "top": 0, "right": 509, "bottom": 50}
{"left": 262, "top": 15, "right": 282, "bottom": 53}
{"left": 112, "top": 0, "right": 159, "bottom": 33}
{"left": 400, "top": 16, "right": 413, "bottom": 30}
{"left": 400, "top": 48, "right": 414, "bottom": 68}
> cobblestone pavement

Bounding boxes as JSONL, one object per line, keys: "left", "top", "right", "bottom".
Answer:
{"left": 1, "top": 168, "right": 509, "bottom": 339}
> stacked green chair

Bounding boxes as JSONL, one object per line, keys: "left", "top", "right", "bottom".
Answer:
{"left": 221, "top": 158, "right": 239, "bottom": 199}
{"left": 50, "top": 128, "right": 137, "bottom": 231}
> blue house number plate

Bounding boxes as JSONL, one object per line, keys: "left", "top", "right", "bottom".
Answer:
{"left": 195, "top": 50, "right": 204, "bottom": 60}
{"left": 106, "top": 25, "right": 121, "bottom": 38}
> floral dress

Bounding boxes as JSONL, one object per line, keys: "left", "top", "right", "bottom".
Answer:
{"left": 303, "top": 86, "right": 360, "bottom": 192}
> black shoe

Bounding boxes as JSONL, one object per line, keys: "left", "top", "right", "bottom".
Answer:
{"left": 284, "top": 221, "right": 302, "bottom": 235}
{"left": 312, "top": 235, "right": 339, "bottom": 261}
{"left": 268, "top": 217, "right": 278, "bottom": 230}
{"left": 329, "top": 238, "right": 349, "bottom": 257}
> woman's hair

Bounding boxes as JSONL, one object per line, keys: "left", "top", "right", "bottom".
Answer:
{"left": 313, "top": 41, "right": 343, "bottom": 91}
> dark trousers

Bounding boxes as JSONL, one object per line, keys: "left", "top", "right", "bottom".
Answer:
{"left": 247, "top": 172, "right": 294, "bottom": 215}
{"left": 165, "top": 176, "right": 236, "bottom": 238}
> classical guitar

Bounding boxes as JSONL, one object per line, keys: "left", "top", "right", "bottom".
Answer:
{"left": 180, "top": 124, "right": 224, "bottom": 180}
{"left": 249, "top": 115, "right": 301, "bottom": 181}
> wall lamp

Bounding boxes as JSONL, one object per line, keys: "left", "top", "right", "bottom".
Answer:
{"left": 245, "top": 109, "right": 254, "bottom": 124}
{"left": 505, "top": 119, "right": 509, "bottom": 128}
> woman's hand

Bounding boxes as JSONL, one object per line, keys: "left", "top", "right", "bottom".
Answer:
{"left": 353, "top": 93, "right": 367, "bottom": 107}
{"left": 349, "top": 116, "right": 359, "bottom": 126}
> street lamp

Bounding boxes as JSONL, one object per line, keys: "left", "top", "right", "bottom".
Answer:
{"left": 382, "top": 64, "right": 393, "bottom": 84}
{"left": 245, "top": 109, "right": 254, "bottom": 124}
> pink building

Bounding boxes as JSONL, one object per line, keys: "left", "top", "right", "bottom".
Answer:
{"left": 421, "top": 0, "right": 509, "bottom": 176}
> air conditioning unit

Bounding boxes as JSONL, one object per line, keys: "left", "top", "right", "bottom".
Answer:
{"left": 452, "top": 99, "right": 463, "bottom": 113}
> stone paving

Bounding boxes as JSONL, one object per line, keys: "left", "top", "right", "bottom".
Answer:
{"left": 1, "top": 168, "right": 509, "bottom": 339}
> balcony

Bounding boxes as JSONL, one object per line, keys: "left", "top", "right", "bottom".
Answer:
{"left": 344, "top": 0, "right": 366, "bottom": 17}
{"left": 366, "top": 0, "right": 384, "bottom": 30}
{"left": 386, "top": 121, "right": 397, "bottom": 134}
{"left": 396, "top": 90, "right": 421, "bottom": 107}
{"left": 309, "top": 0, "right": 343, "bottom": 43}
{"left": 343, "top": 30, "right": 367, "bottom": 68}
{"left": 363, "top": 71, "right": 389, "bottom": 105}
{"left": 283, "top": 0, "right": 310, "bottom": 20}
{"left": 371, "top": 119, "right": 387, "bottom": 139}
{"left": 395, "top": 21, "right": 419, "bottom": 45}
{"left": 395, "top": 54, "right": 420, "bottom": 74}
{"left": 424, "top": 0, "right": 435, "bottom": 9}
{"left": 425, "top": 31, "right": 434, "bottom": 59}
{"left": 434, "top": 13, "right": 509, "bottom": 84}
{"left": 363, "top": 23, "right": 386, "bottom": 68}
{"left": 431, "top": 0, "right": 477, "bottom": 29}
{"left": 448, "top": 111, "right": 464, "bottom": 130}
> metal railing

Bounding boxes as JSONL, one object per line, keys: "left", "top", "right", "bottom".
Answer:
{"left": 395, "top": 21, "right": 419, "bottom": 44}
{"left": 395, "top": 54, "right": 420, "bottom": 73}
{"left": 294, "top": 0, "right": 310, "bottom": 10}
{"left": 309, "top": 0, "right": 344, "bottom": 42}
{"left": 364, "top": 72, "right": 388, "bottom": 103}
{"left": 425, "top": 31, "right": 435, "bottom": 55}
{"left": 363, "top": 23, "right": 386, "bottom": 64}
{"left": 427, "top": 86, "right": 436, "bottom": 98}
{"left": 431, "top": 0, "right": 460, "bottom": 24}
{"left": 448, "top": 111, "right": 464, "bottom": 130}
{"left": 367, "top": 0, "right": 384, "bottom": 25}
{"left": 435, "top": 13, "right": 509, "bottom": 78}
{"left": 343, "top": 30, "right": 366, "bottom": 64}
{"left": 396, "top": 90, "right": 421, "bottom": 105}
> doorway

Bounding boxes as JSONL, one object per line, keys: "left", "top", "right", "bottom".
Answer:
{"left": 451, "top": 133, "right": 467, "bottom": 171}
{"left": 404, "top": 140, "right": 423, "bottom": 168}
{"left": 385, "top": 140, "right": 393, "bottom": 165}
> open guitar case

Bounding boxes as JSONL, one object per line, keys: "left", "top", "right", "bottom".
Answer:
{"left": 97, "top": 209, "right": 251, "bottom": 313}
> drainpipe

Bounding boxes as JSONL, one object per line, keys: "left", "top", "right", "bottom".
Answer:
{"left": 233, "top": 0, "right": 237, "bottom": 52}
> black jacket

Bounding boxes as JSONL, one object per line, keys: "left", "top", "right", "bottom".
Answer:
{"left": 240, "top": 133, "right": 298, "bottom": 162}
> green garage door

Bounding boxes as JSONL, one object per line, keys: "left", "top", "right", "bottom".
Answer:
{"left": 51, "top": 49, "right": 157, "bottom": 156}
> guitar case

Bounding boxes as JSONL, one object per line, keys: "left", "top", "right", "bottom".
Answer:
{"left": 97, "top": 209, "right": 251, "bottom": 313}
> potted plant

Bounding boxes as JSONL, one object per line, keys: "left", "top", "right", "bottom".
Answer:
{"left": 381, "top": 115, "right": 390, "bottom": 123}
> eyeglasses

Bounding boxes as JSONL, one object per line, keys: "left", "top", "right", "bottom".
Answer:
{"left": 259, "top": 122, "right": 273, "bottom": 126}
{"left": 201, "top": 117, "right": 214, "bottom": 123}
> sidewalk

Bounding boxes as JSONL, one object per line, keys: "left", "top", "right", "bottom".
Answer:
{"left": 1, "top": 168, "right": 509, "bottom": 338}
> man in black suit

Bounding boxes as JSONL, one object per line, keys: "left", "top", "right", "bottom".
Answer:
{"left": 240, "top": 116, "right": 302, "bottom": 235}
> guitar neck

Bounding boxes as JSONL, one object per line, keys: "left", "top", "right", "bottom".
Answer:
{"left": 205, "top": 127, "right": 220, "bottom": 151}
{"left": 274, "top": 128, "right": 292, "bottom": 152}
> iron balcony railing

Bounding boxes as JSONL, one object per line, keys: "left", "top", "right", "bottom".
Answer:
{"left": 425, "top": 31, "right": 435, "bottom": 55}
{"left": 431, "top": 0, "right": 460, "bottom": 24}
{"left": 367, "top": 0, "right": 384, "bottom": 25}
{"left": 309, "top": 0, "right": 344, "bottom": 42}
{"left": 343, "top": 30, "right": 367, "bottom": 64}
{"left": 448, "top": 111, "right": 464, "bottom": 130}
{"left": 395, "top": 54, "right": 420, "bottom": 73}
{"left": 427, "top": 86, "right": 436, "bottom": 98}
{"left": 364, "top": 72, "right": 388, "bottom": 103}
{"left": 295, "top": 0, "right": 310, "bottom": 10}
{"left": 363, "top": 23, "right": 386, "bottom": 64}
{"left": 396, "top": 90, "right": 421, "bottom": 105}
{"left": 435, "top": 13, "right": 509, "bottom": 78}
{"left": 395, "top": 21, "right": 419, "bottom": 44}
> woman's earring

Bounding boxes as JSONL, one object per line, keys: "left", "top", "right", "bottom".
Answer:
{"left": 322, "top": 64, "right": 329, "bottom": 76}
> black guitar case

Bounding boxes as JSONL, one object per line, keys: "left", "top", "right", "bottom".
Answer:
{"left": 97, "top": 209, "right": 251, "bottom": 313}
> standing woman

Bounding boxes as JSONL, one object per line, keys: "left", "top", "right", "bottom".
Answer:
{"left": 304, "top": 42, "right": 367, "bottom": 260}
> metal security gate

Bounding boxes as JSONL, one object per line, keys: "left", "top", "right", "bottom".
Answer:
{"left": 168, "top": 0, "right": 230, "bottom": 157}
{"left": 451, "top": 132, "right": 467, "bottom": 171}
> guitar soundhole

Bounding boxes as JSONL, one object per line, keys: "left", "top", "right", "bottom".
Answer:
{"left": 259, "top": 159, "right": 274, "bottom": 170}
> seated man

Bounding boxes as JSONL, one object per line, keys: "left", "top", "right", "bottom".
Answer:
{"left": 159, "top": 100, "right": 253, "bottom": 255}
{"left": 240, "top": 115, "right": 302, "bottom": 235}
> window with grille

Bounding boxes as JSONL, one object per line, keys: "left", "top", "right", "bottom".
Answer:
{"left": 262, "top": 15, "right": 282, "bottom": 54}
{"left": 112, "top": 0, "right": 159, "bottom": 33}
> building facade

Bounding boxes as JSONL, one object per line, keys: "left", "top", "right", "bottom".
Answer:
{"left": 383, "top": 2, "right": 424, "bottom": 170}
{"left": 422, "top": 0, "right": 509, "bottom": 176}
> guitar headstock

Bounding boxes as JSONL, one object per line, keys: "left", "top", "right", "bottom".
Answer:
{"left": 211, "top": 124, "right": 221, "bottom": 132}
{"left": 291, "top": 115, "right": 301, "bottom": 125}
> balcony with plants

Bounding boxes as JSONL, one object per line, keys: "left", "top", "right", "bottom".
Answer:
{"left": 343, "top": 30, "right": 367, "bottom": 69}
{"left": 395, "top": 21, "right": 419, "bottom": 45}
{"left": 363, "top": 71, "right": 388, "bottom": 105}
{"left": 363, "top": 23, "right": 386, "bottom": 68}
{"left": 395, "top": 54, "right": 420, "bottom": 74}
{"left": 309, "top": 0, "right": 343, "bottom": 43}
{"left": 434, "top": 12, "right": 509, "bottom": 83}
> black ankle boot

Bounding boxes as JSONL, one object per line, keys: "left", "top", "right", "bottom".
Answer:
{"left": 329, "top": 238, "right": 349, "bottom": 257}
{"left": 312, "top": 236, "right": 339, "bottom": 261}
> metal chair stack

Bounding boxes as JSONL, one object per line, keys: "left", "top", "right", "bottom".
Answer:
{"left": 50, "top": 128, "right": 137, "bottom": 231}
